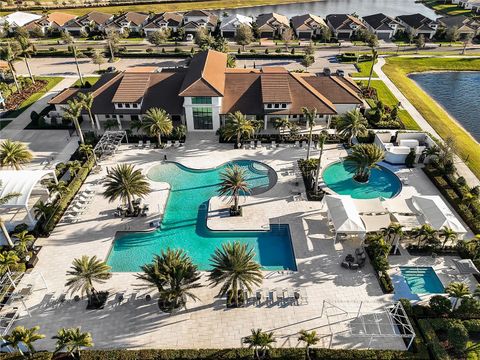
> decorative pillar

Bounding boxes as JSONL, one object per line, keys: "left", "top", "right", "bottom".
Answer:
{"left": 116, "top": 115, "right": 122, "bottom": 130}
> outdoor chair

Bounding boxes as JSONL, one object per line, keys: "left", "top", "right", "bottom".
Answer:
{"left": 137, "top": 140, "right": 143, "bottom": 148}
{"left": 271, "top": 141, "right": 276, "bottom": 148}
{"left": 350, "top": 263, "right": 360, "bottom": 270}
{"left": 276, "top": 287, "right": 284, "bottom": 303}
{"left": 257, "top": 141, "right": 262, "bottom": 148}
{"left": 256, "top": 289, "right": 263, "bottom": 304}
{"left": 174, "top": 140, "right": 180, "bottom": 148}
{"left": 250, "top": 140, "right": 255, "bottom": 149}
{"left": 268, "top": 289, "right": 276, "bottom": 304}
{"left": 301, "top": 141, "right": 307, "bottom": 148}
{"left": 146, "top": 140, "right": 151, "bottom": 148}
{"left": 341, "top": 261, "right": 350, "bottom": 269}
{"left": 166, "top": 140, "right": 172, "bottom": 148}
{"left": 116, "top": 292, "right": 125, "bottom": 304}
{"left": 83, "top": 186, "right": 95, "bottom": 194}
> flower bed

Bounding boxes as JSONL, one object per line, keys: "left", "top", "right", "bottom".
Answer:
{"left": 3, "top": 80, "right": 47, "bottom": 110}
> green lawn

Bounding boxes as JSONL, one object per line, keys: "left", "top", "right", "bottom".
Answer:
{"left": 351, "top": 61, "right": 378, "bottom": 78}
{"left": 7, "top": 77, "right": 64, "bottom": 118}
{"left": 383, "top": 56, "right": 480, "bottom": 178}
{"left": 72, "top": 76, "right": 100, "bottom": 88}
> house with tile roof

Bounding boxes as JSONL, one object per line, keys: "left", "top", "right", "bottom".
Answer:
{"left": 396, "top": 13, "right": 439, "bottom": 39}
{"left": 183, "top": 10, "right": 218, "bottom": 34}
{"left": 49, "top": 50, "right": 362, "bottom": 133}
{"left": 24, "top": 12, "right": 76, "bottom": 35}
{"left": 326, "top": 14, "right": 366, "bottom": 40}
{"left": 62, "top": 11, "right": 113, "bottom": 35}
{"left": 362, "top": 13, "right": 404, "bottom": 40}
{"left": 255, "top": 13, "right": 290, "bottom": 38}
{"left": 104, "top": 12, "right": 150, "bottom": 35}
{"left": 143, "top": 12, "right": 184, "bottom": 37}
{"left": 220, "top": 14, "right": 253, "bottom": 38}
{"left": 438, "top": 15, "right": 479, "bottom": 38}
{"left": 291, "top": 14, "right": 327, "bottom": 39}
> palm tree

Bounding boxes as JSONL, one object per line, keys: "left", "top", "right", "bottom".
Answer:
{"left": 412, "top": 224, "right": 437, "bottom": 248}
{"left": 12, "top": 230, "right": 34, "bottom": 256}
{"left": 65, "top": 255, "right": 112, "bottom": 303}
{"left": 336, "top": 109, "right": 368, "bottom": 146}
{"left": 345, "top": 144, "right": 385, "bottom": 183}
{"left": 50, "top": 180, "right": 68, "bottom": 198}
{"left": 33, "top": 200, "right": 53, "bottom": 221}
{"left": 79, "top": 143, "right": 96, "bottom": 163}
{"left": 62, "top": 31, "right": 84, "bottom": 86}
{"left": 367, "top": 49, "right": 378, "bottom": 90}
{"left": 251, "top": 119, "right": 264, "bottom": 139}
{"left": 222, "top": 111, "right": 254, "bottom": 147}
{"left": 243, "top": 328, "right": 276, "bottom": 360}
{"left": 136, "top": 249, "right": 202, "bottom": 312}
{"left": 0, "top": 41, "right": 21, "bottom": 92}
{"left": 16, "top": 35, "right": 35, "bottom": 84}
{"left": 0, "top": 181, "right": 21, "bottom": 248}
{"left": 0, "top": 139, "right": 33, "bottom": 170}
{"left": 439, "top": 227, "right": 457, "bottom": 249}
{"left": 141, "top": 107, "right": 173, "bottom": 147}
{"left": 102, "top": 164, "right": 151, "bottom": 213}
{"left": 217, "top": 165, "right": 250, "bottom": 213}
{"left": 273, "top": 118, "right": 291, "bottom": 141}
{"left": 67, "top": 160, "right": 82, "bottom": 178}
{"left": 302, "top": 107, "right": 317, "bottom": 160}
{"left": 63, "top": 99, "right": 85, "bottom": 144}
{"left": 77, "top": 92, "right": 96, "bottom": 132}
{"left": 445, "top": 282, "right": 470, "bottom": 309}
{"left": 298, "top": 330, "right": 319, "bottom": 360}
{"left": 381, "top": 223, "right": 404, "bottom": 253}
{"left": 0, "top": 250, "right": 19, "bottom": 274}
{"left": 53, "top": 327, "right": 94, "bottom": 358}
{"left": 314, "top": 130, "right": 328, "bottom": 194}
{"left": 2, "top": 326, "right": 45, "bottom": 356}
{"left": 209, "top": 241, "right": 263, "bottom": 307}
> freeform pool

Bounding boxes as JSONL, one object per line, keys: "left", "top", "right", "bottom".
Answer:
{"left": 107, "top": 160, "right": 297, "bottom": 272}
{"left": 322, "top": 161, "right": 402, "bottom": 199}
{"left": 400, "top": 267, "right": 445, "bottom": 294}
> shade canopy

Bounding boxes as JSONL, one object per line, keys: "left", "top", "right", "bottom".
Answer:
{"left": 361, "top": 214, "right": 392, "bottom": 233}
{"left": 411, "top": 195, "right": 467, "bottom": 237}
{"left": 353, "top": 198, "right": 387, "bottom": 215}
{"left": 0, "top": 170, "right": 56, "bottom": 209}
{"left": 324, "top": 195, "right": 366, "bottom": 236}
{"left": 453, "top": 259, "right": 480, "bottom": 275}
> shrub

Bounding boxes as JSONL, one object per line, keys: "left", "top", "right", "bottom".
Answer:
{"left": 447, "top": 322, "right": 468, "bottom": 352}
{"left": 418, "top": 319, "right": 449, "bottom": 360}
{"left": 405, "top": 150, "right": 416, "bottom": 168}
{"left": 429, "top": 295, "right": 451, "bottom": 316}
{"left": 455, "top": 297, "right": 480, "bottom": 319}
{"left": 13, "top": 223, "right": 29, "bottom": 233}
{"left": 265, "top": 48, "right": 269, "bottom": 54}
{"left": 457, "top": 176, "right": 467, "bottom": 187}
{"left": 30, "top": 110, "right": 39, "bottom": 123}
{"left": 399, "top": 298, "right": 413, "bottom": 316}
{"left": 146, "top": 48, "right": 153, "bottom": 53}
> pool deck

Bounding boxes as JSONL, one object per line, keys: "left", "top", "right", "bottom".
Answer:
{"left": 6, "top": 132, "right": 475, "bottom": 352}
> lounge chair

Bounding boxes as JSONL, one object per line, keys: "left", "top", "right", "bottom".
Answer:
{"left": 146, "top": 140, "right": 151, "bottom": 148}
{"left": 294, "top": 140, "right": 299, "bottom": 148}
{"left": 174, "top": 140, "right": 180, "bottom": 148}
{"left": 166, "top": 140, "right": 172, "bottom": 148}
{"left": 250, "top": 140, "right": 255, "bottom": 149}
{"left": 256, "top": 141, "right": 262, "bottom": 148}
{"left": 137, "top": 140, "right": 143, "bottom": 148}
{"left": 256, "top": 289, "right": 263, "bottom": 304}
{"left": 276, "top": 287, "right": 285, "bottom": 303}
{"left": 294, "top": 288, "right": 308, "bottom": 305}
{"left": 341, "top": 261, "right": 350, "bottom": 269}
{"left": 116, "top": 292, "right": 125, "bottom": 304}
{"left": 301, "top": 140, "right": 307, "bottom": 148}
{"left": 268, "top": 289, "right": 277, "bottom": 304}
{"left": 271, "top": 141, "right": 276, "bottom": 148}
{"left": 350, "top": 263, "right": 359, "bottom": 270}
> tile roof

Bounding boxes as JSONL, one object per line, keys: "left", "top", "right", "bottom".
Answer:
{"left": 256, "top": 13, "right": 290, "bottom": 28}
{"left": 261, "top": 73, "right": 291, "bottom": 103}
{"left": 42, "top": 12, "right": 76, "bottom": 26}
{"left": 291, "top": 14, "right": 327, "bottom": 30}
{"left": 78, "top": 11, "right": 112, "bottom": 26}
{"left": 108, "top": 12, "right": 149, "bottom": 27}
{"left": 396, "top": 13, "right": 437, "bottom": 29}
{"left": 220, "top": 14, "right": 253, "bottom": 30}
{"left": 326, "top": 14, "right": 365, "bottom": 30}
{"left": 362, "top": 13, "right": 402, "bottom": 31}
{"left": 111, "top": 73, "right": 151, "bottom": 103}
{"left": 144, "top": 12, "right": 183, "bottom": 29}
{"left": 303, "top": 75, "right": 363, "bottom": 104}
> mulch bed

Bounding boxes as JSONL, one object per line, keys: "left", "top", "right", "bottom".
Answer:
{"left": 4, "top": 80, "right": 47, "bottom": 111}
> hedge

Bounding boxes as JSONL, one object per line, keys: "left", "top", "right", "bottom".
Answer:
{"left": 417, "top": 319, "right": 449, "bottom": 360}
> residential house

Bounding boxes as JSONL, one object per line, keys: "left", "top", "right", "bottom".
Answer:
{"left": 438, "top": 15, "right": 479, "bottom": 38}
{"left": 0, "top": 11, "right": 41, "bottom": 31}
{"left": 326, "top": 14, "right": 366, "bottom": 39}
{"left": 362, "top": 13, "right": 404, "bottom": 39}
{"left": 182, "top": 10, "right": 218, "bottom": 34}
{"left": 219, "top": 14, "right": 253, "bottom": 38}
{"left": 104, "top": 12, "right": 150, "bottom": 35}
{"left": 255, "top": 13, "right": 290, "bottom": 38}
{"left": 24, "top": 12, "right": 76, "bottom": 35}
{"left": 454, "top": 0, "right": 480, "bottom": 13}
{"left": 49, "top": 50, "right": 362, "bottom": 133}
{"left": 291, "top": 14, "right": 327, "bottom": 39}
{"left": 62, "top": 11, "right": 113, "bottom": 35}
{"left": 396, "top": 13, "right": 439, "bottom": 39}
{"left": 143, "top": 12, "right": 184, "bottom": 37}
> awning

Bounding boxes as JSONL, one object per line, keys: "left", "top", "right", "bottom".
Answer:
{"left": 361, "top": 214, "right": 392, "bottom": 233}
{"left": 453, "top": 259, "right": 480, "bottom": 275}
{"left": 324, "top": 195, "right": 366, "bottom": 237}
{"left": 353, "top": 198, "right": 387, "bottom": 215}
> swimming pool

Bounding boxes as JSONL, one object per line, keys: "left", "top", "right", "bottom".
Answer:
{"left": 107, "top": 160, "right": 297, "bottom": 272}
{"left": 400, "top": 267, "right": 445, "bottom": 294}
{"left": 322, "top": 161, "right": 402, "bottom": 199}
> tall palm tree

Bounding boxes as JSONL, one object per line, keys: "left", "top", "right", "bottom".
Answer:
{"left": 0, "top": 139, "right": 33, "bottom": 170}
{"left": 336, "top": 109, "right": 368, "bottom": 146}
{"left": 62, "top": 31, "right": 84, "bottom": 86}
{"left": 273, "top": 118, "right": 291, "bottom": 141}
{"left": 53, "top": 327, "right": 94, "bottom": 358}
{"left": 12, "top": 230, "right": 34, "bottom": 256}
{"left": 16, "top": 35, "right": 35, "bottom": 84}
{"left": 2, "top": 326, "right": 45, "bottom": 356}
{"left": 102, "top": 164, "right": 151, "bottom": 213}
{"left": 302, "top": 107, "right": 317, "bottom": 160}
{"left": 141, "top": 107, "right": 173, "bottom": 147}
{"left": 67, "top": 160, "right": 82, "bottom": 178}
{"left": 63, "top": 99, "right": 85, "bottom": 144}
{"left": 77, "top": 92, "right": 96, "bottom": 132}
{"left": 65, "top": 255, "right": 112, "bottom": 303}
{"left": 367, "top": 49, "right": 378, "bottom": 90}
{"left": 243, "top": 329, "right": 276, "bottom": 360}
{"left": 209, "top": 241, "right": 263, "bottom": 307}
{"left": 439, "top": 227, "right": 457, "bottom": 249}
{"left": 381, "top": 223, "right": 404, "bottom": 253}
{"left": 217, "top": 165, "right": 250, "bottom": 213}
{"left": 298, "top": 330, "right": 319, "bottom": 360}
{"left": 412, "top": 224, "right": 437, "bottom": 248}
{"left": 222, "top": 111, "right": 254, "bottom": 147}
{"left": 0, "top": 250, "right": 19, "bottom": 274}
{"left": 445, "top": 282, "right": 470, "bottom": 309}
{"left": 0, "top": 41, "right": 21, "bottom": 92}
{"left": 136, "top": 249, "right": 202, "bottom": 312}
{"left": 79, "top": 143, "right": 96, "bottom": 163}
{"left": 345, "top": 144, "right": 384, "bottom": 183}
{"left": 314, "top": 130, "right": 328, "bottom": 194}
{"left": 251, "top": 119, "right": 264, "bottom": 139}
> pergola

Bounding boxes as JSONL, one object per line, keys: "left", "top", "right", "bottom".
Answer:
{"left": 0, "top": 170, "right": 57, "bottom": 228}
{"left": 94, "top": 130, "right": 127, "bottom": 159}
{"left": 323, "top": 195, "right": 366, "bottom": 242}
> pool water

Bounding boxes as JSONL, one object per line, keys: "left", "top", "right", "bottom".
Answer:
{"left": 107, "top": 160, "right": 297, "bottom": 272}
{"left": 322, "top": 161, "right": 402, "bottom": 199}
{"left": 400, "top": 267, "right": 445, "bottom": 294}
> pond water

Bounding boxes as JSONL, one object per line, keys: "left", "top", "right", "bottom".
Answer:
{"left": 218, "top": 0, "right": 438, "bottom": 19}
{"left": 410, "top": 72, "right": 480, "bottom": 143}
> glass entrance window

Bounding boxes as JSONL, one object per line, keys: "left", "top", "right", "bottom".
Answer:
{"left": 191, "top": 97, "right": 212, "bottom": 104}
{"left": 193, "top": 107, "right": 213, "bottom": 130}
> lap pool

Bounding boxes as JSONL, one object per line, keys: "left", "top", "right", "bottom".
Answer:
{"left": 107, "top": 160, "right": 297, "bottom": 272}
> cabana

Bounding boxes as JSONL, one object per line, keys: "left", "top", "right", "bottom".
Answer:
{"left": 412, "top": 195, "right": 467, "bottom": 239}
{"left": 323, "top": 195, "right": 366, "bottom": 242}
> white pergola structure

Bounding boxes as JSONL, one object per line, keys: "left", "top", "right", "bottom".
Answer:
{"left": 94, "top": 130, "right": 127, "bottom": 159}
{"left": 323, "top": 195, "right": 366, "bottom": 242}
{"left": 0, "top": 170, "right": 57, "bottom": 229}
{"left": 411, "top": 195, "right": 467, "bottom": 239}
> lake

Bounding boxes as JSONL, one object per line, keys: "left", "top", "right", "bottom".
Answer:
{"left": 219, "top": 0, "right": 438, "bottom": 18}
{"left": 410, "top": 72, "right": 480, "bottom": 143}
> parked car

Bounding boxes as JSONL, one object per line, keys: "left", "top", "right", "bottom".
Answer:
{"left": 186, "top": 34, "right": 194, "bottom": 41}
{"left": 106, "top": 66, "right": 117, "bottom": 72}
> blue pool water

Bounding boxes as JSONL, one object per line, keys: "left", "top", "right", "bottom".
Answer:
{"left": 400, "top": 267, "right": 445, "bottom": 294}
{"left": 322, "top": 161, "right": 402, "bottom": 199}
{"left": 107, "top": 160, "right": 297, "bottom": 272}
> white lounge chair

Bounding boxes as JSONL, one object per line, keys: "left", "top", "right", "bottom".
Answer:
{"left": 301, "top": 140, "right": 307, "bottom": 148}
{"left": 145, "top": 140, "right": 151, "bottom": 148}
{"left": 174, "top": 140, "right": 180, "bottom": 148}
{"left": 250, "top": 140, "right": 255, "bottom": 149}
{"left": 137, "top": 140, "right": 143, "bottom": 148}
{"left": 166, "top": 140, "right": 172, "bottom": 148}
{"left": 256, "top": 141, "right": 262, "bottom": 148}
{"left": 294, "top": 140, "right": 299, "bottom": 148}
{"left": 271, "top": 141, "right": 276, "bottom": 148}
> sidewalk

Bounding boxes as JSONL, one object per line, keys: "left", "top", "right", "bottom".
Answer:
{"left": 375, "top": 57, "right": 479, "bottom": 187}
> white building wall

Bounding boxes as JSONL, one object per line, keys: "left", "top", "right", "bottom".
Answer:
{"left": 184, "top": 97, "right": 222, "bottom": 131}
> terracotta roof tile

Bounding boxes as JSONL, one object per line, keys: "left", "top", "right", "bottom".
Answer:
{"left": 111, "top": 73, "right": 151, "bottom": 103}
{"left": 261, "top": 73, "right": 291, "bottom": 103}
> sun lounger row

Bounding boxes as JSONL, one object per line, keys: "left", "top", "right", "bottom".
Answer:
{"left": 249, "top": 287, "right": 308, "bottom": 306}
{"left": 62, "top": 187, "right": 96, "bottom": 223}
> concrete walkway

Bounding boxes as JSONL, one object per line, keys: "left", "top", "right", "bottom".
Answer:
{"left": 375, "top": 57, "right": 479, "bottom": 187}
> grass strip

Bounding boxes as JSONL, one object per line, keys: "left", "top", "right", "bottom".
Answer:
{"left": 72, "top": 76, "right": 100, "bottom": 88}
{"left": 351, "top": 61, "right": 378, "bottom": 78}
